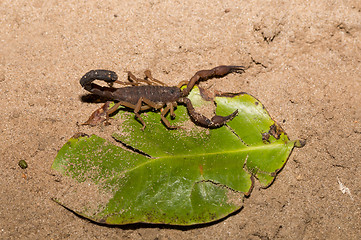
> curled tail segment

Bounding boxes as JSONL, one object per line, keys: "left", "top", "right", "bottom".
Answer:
{"left": 80, "top": 70, "right": 118, "bottom": 91}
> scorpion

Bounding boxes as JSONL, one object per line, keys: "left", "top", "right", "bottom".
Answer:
{"left": 80, "top": 65, "right": 245, "bottom": 130}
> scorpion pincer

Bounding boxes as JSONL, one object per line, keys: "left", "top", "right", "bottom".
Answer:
{"left": 80, "top": 65, "right": 245, "bottom": 130}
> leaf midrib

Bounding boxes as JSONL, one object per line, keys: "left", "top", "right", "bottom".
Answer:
{"left": 121, "top": 142, "right": 293, "bottom": 175}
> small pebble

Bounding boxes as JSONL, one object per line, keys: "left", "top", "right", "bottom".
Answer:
{"left": 18, "top": 160, "right": 28, "bottom": 169}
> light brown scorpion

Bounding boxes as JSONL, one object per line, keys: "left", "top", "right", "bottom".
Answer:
{"left": 80, "top": 65, "right": 245, "bottom": 130}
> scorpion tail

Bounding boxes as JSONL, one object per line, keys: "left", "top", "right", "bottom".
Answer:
{"left": 80, "top": 70, "right": 118, "bottom": 91}
{"left": 181, "top": 97, "right": 238, "bottom": 128}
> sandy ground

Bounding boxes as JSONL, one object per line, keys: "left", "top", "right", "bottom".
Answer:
{"left": 1, "top": 0, "right": 360, "bottom": 239}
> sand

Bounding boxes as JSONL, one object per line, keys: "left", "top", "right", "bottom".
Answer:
{"left": 1, "top": 0, "right": 360, "bottom": 239}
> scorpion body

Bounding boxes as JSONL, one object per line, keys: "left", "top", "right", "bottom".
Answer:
{"left": 80, "top": 65, "right": 245, "bottom": 130}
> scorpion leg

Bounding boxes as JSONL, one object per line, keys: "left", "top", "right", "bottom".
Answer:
{"left": 160, "top": 102, "right": 178, "bottom": 129}
{"left": 127, "top": 70, "right": 167, "bottom": 86}
{"left": 180, "top": 97, "right": 238, "bottom": 128}
{"left": 134, "top": 97, "right": 165, "bottom": 130}
{"left": 144, "top": 70, "right": 167, "bottom": 86}
{"left": 106, "top": 100, "right": 152, "bottom": 125}
{"left": 177, "top": 80, "right": 189, "bottom": 88}
{"left": 182, "top": 65, "right": 245, "bottom": 96}
{"left": 127, "top": 71, "right": 145, "bottom": 85}
{"left": 127, "top": 71, "right": 151, "bottom": 85}
{"left": 84, "top": 101, "right": 152, "bottom": 126}
{"left": 112, "top": 80, "right": 138, "bottom": 86}
{"left": 169, "top": 102, "right": 177, "bottom": 118}
{"left": 127, "top": 70, "right": 166, "bottom": 86}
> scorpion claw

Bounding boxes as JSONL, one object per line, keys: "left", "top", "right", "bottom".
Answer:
{"left": 211, "top": 65, "right": 246, "bottom": 76}
{"left": 193, "top": 109, "right": 238, "bottom": 128}
{"left": 210, "top": 110, "right": 238, "bottom": 127}
{"left": 228, "top": 66, "right": 246, "bottom": 74}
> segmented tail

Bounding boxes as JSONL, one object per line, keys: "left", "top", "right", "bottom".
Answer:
{"left": 80, "top": 70, "right": 118, "bottom": 91}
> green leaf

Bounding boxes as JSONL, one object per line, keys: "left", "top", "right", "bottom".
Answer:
{"left": 52, "top": 87, "right": 299, "bottom": 225}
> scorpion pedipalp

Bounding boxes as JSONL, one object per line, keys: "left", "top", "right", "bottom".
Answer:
{"left": 181, "top": 65, "right": 245, "bottom": 97}
{"left": 179, "top": 97, "right": 238, "bottom": 128}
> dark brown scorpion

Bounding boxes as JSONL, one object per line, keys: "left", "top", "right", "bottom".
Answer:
{"left": 80, "top": 65, "right": 245, "bottom": 130}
